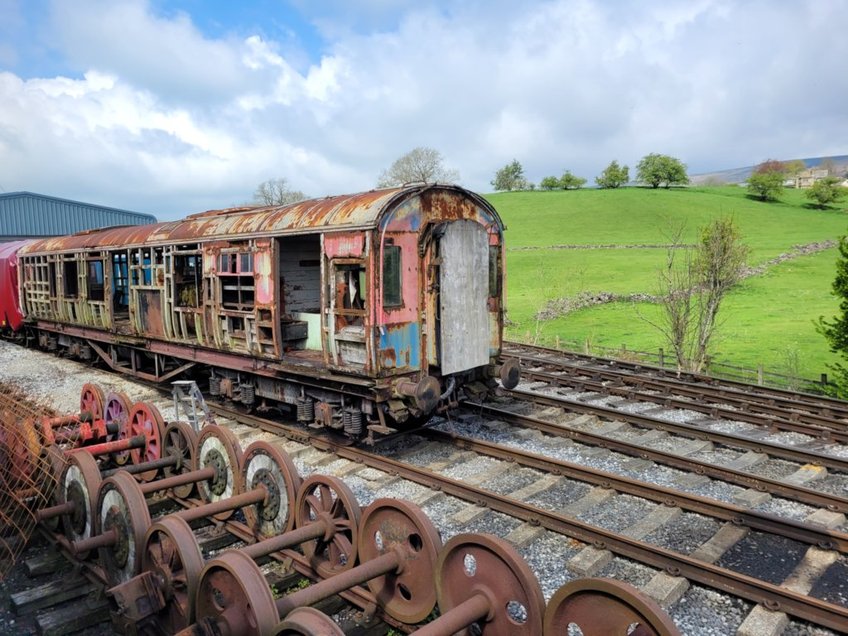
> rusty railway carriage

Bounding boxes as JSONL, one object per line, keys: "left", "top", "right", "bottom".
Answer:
{"left": 8, "top": 184, "right": 518, "bottom": 440}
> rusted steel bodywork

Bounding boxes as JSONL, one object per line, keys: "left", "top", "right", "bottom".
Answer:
{"left": 15, "top": 185, "right": 508, "bottom": 437}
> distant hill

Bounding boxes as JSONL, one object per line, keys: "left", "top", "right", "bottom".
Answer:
{"left": 690, "top": 154, "right": 848, "bottom": 185}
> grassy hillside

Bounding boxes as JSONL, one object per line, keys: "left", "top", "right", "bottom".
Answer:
{"left": 487, "top": 186, "right": 848, "bottom": 379}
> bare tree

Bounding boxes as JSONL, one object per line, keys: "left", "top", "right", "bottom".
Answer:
{"left": 642, "top": 218, "right": 748, "bottom": 372}
{"left": 691, "top": 218, "right": 749, "bottom": 368}
{"left": 254, "top": 178, "right": 307, "bottom": 206}
{"left": 377, "top": 147, "right": 459, "bottom": 187}
{"left": 642, "top": 224, "right": 696, "bottom": 370}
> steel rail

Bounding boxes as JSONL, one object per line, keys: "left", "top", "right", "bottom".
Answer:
{"left": 519, "top": 367, "right": 848, "bottom": 444}
{"left": 516, "top": 354, "right": 848, "bottom": 433}
{"left": 461, "top": 401, "right": 848, "bottom": 514}
{"left": 217, "top": 406, "right": 848, "bottom": 632}
{"left": 509, "top": 387, "right": 848, "bottom": 473}
{"left": 418, "top": 426, "right": 848, "bottom": 552}
{"left": 503, "top": 341, "right": 848, "bottom": 416}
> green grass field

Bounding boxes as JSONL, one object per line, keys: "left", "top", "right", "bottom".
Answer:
{"left": 487, "top": 186, "right": 848, "bottom": 379}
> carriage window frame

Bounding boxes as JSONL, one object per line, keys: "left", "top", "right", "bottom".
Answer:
{"left": 382, "top": 245, "right": 402, "bottom": 308}
{"left": 218, "top": 251, "right": 255, "bottom": 311}
{"left": 63, "top": 259, "right": 79, "bottom": 298}
{"left": 86, "top": 258, "right": 105, "bottom": 302}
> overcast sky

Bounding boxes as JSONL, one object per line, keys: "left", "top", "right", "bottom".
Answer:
{"left": 1, "top": 0, "right": 846, "bottom": 220}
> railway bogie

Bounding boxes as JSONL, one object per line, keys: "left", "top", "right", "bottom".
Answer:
{"left": 1, "top": 185, "right": 520, "bottom": 442}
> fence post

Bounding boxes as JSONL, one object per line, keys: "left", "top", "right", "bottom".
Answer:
{"left": 821, "top": 373, "right": 828, "bottom": 387}
{"left": 757, "top": 364, "right": 764, "bottom": 386}
{"left": 556, "top": 335, "right": 560, "bottom": 349}
{"left": 658, "top": 348, "right": 664, "bottom": 368}
{"left": 584, "top": 337, "right": 590, "bottom": 354}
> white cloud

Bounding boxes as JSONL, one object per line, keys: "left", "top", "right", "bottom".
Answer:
{"left": 0, "top": 0, "right": 846, "bottom": 218}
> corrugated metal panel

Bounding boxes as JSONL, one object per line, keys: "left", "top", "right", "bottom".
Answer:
{"left": 0, "top": 192, "right": 156, "bottom": 238}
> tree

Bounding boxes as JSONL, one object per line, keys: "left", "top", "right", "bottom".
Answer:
{"left": 784, "top": 159, "right": 806, "bottom": 179}
{"left": 644, "top": 218, "right": 748, "bottom": 372}
{"left": 540, "top": 176, "right": 560, "bottom": 190}
{"left": 254, "top": 178, "right": 307, "bottom": 206}
{"left": 560, "top": 170, "right": 587, "bottom": 190}
{"left": 747, "top": 160, "right": 786, "bottom": 201}
{"left": 491, "top": 160, "right": 526, "bottom": 191}
{"left": 636, "top": 153, "right": 689, "bottom": 189}
{"left": 595, "top": 160, "right": 629, "bottom": 189}
{"left": 377, "top": 146, "right": 459, "bottom": 187}
{"left": 754, "top": 159, "right": 786, "bottom": 175}
{"left": 806, "top": 177, "right": 847, "bottom": 209}
{"left": 817, "top": 237, "right": 848, "bottom": 397}
{"left": 747, "top": 172, "right": 785, "bottom": 201}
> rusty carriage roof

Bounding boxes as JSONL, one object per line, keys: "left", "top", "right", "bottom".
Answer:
{"left": 20, "top": 184, "right": 502, "bottom": 255}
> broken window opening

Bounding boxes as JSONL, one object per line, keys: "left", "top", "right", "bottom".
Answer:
{"left": 333, "top": 263, "right": 367, "bottom": 328}
{"left": 87, "top": 259, "right": 105, "bottom": 302}
{"left": 112, "top": 252, "right": 129, "bottom": 311}
{"left": 174, "top": 253, "right": 201, "bottom": 308}
{"left": 218, "top": 251, "right": 255, "bottom": 311}
{"left": 63, "top": 260, "right": 79, "bottom": 298}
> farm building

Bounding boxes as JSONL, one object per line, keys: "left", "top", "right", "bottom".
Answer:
{"left": 791, "top": 168, "right": 829, "bottom": 188}
{"left": 0, "top": 191, "right": 156, "bottom": 242}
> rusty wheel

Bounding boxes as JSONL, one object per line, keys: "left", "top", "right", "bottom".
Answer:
{"left": 162, "top": 422, "right": 198, "bottom": 498}
{"left": 241, "top": 441, "right": 301, "bottom": 540}
{"left": 436, "top": 533, "right": 545, "bottom": 636}
{"left": 195, "top": 425, "right": 242, "bottom": 519}
{"left": 275, "top": 607, "right": 344, "bottom": 636}
{"left": 544, "top": 578, "right": 680, "bottom": 636}
{"left": 105, "top": 392, "right": 133, "bottom": 465}
{"left": 59, "top": 450, "right": 102, "bottom": 557}
{"left": 128, "top": 402, "right": 166, "bottom": 481}
{"left": 39, "top": 444, "right": 68, "bottom": 531}
{"left": 295, "top": 474, "right": 360, "bottom": 578}
{"left": 357, "top": 498, "right": 441, "bottom": 624}
{"left": 194, "top": 550, "right": 279, "bottom": 636}
{"left": 95, "top": 471, "right": 151, "bottom": 586}
{"left": 80, "top": 383, "right": 105, "bottom": 421}
{"left": 142, "top": 515, "right": 203, "bottom": 632}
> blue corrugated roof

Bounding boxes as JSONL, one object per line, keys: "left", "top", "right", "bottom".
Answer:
{"left": 0, "top": 191, "right": 156, "bottom": 238}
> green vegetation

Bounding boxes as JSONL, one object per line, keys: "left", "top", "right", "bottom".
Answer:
{"left": 635, "top": 153, "right": 689, "bottom": 189}
{"left": 492, "top": 159, "right": 528, "bottom": 191}
{"left": 807, "top": 177, "right": 847, "bottom": 209}
{"left": 595, "top": 160, "right": 629, "bottom": 189}
{"left": 746, "top": 159, "right": 787, "bottom": 202}
{"left": 488, "top": 186, "right": 848, "bottom": 379}
{"left": 816, "top": 237, "right": 848, "bottom": 395}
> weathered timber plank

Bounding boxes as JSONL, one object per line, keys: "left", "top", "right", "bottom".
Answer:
{"left": 24, "top": 551, "right": 66, "bottom": 577}
{"left": 11, "top": 577, "right": 97, "bottom": 614}
{"left": 36, "top": 597, "right": 111, "bottom": 636}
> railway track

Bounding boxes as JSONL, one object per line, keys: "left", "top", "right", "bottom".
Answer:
{"left": 502, "top": 341, "right": 848, "bottom": 426}
{"left": 1, "top": 341, "right": 847, "bottom": 634}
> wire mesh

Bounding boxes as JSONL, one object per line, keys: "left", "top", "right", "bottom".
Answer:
{"left": 0, "top": 384, "right": 62, "bottom": 579}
